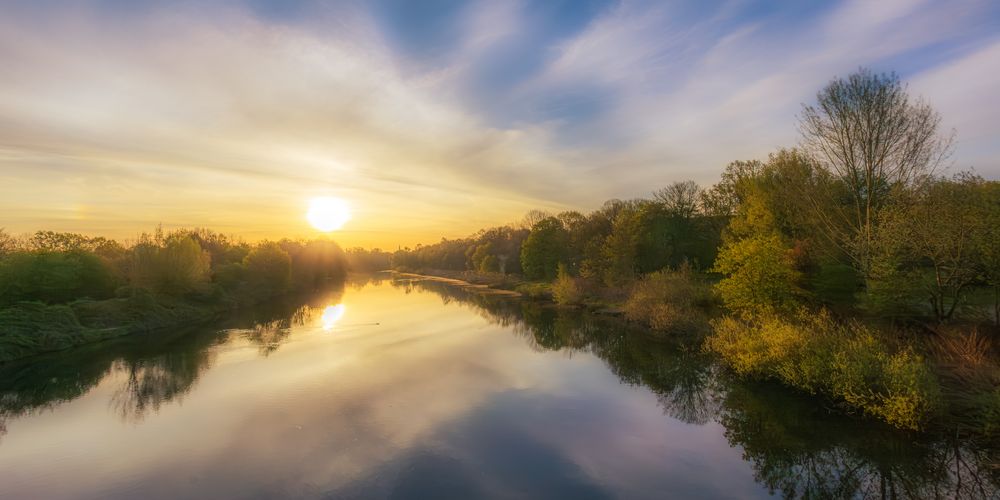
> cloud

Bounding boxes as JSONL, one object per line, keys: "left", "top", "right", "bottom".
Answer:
{"left": 0, "top": 0, "right": 997, "bottom": 245}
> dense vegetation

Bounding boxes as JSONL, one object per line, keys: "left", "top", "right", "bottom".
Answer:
{"left": 0, "top": 226, "right": 378, "bottom": 361}
{"left": 391, "top": 68, "right": 1000, "bottom": 434}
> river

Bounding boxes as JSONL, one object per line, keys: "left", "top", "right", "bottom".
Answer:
{"left": 0, "top": 275, "right": 997, "bottom": 499}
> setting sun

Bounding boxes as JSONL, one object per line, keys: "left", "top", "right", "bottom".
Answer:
{"left": 306, "top": 197, "right": 351, "bottom": 232}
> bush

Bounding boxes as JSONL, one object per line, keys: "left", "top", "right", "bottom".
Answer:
{"left": 552, "top": 264, "right": 583, "bottom": 306}
{"left": 515, "top": 282, "right": 552, "bottom": 300}
{"left": 624, "top": 266, "right": 713, "bottom": 333}
{"left": 706, "top": 310, "right": 942, "bottom": 430}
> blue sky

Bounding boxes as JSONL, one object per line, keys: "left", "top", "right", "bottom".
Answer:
{"left": 1, "top": 0, "right": 998, "bottom": 246}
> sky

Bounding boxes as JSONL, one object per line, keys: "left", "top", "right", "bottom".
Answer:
{"left": 1, "top": 0, "right": 998, "bottom": 249}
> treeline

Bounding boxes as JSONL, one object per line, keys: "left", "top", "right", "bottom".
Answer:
{"left": 0, "top": 227, "right": 353, "bottom": 305}
{"left": 391, "top": 68, "right": 1000, "bottom": 432}
{"left": 0, "top": 226, "right": 381, "bottom": 360}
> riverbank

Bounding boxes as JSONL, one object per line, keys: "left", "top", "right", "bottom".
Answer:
{"left": 394, "top": 268, "right": 1000, "bottom": 437}
{"left": 0, "top": 289, "right": 230, "bottom": 363}
{"left": 392, "top": 269, "right": 628, "bottom": 315}
{"left": 0, "top": 281, "right": 351, "bottom": 363}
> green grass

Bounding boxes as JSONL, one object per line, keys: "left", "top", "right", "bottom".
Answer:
{"left": 0, "top": 291, "right": 218, "bottom": 362}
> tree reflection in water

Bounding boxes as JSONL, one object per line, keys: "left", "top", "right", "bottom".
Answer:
{"left": 1, "top": 278, "right": 997, "bottom": 497}
{"left": 400, "top": 277, "right": 1000, "bottom": 499}
{"left": 0, "top": 284, "right": 347, "bottom": 430}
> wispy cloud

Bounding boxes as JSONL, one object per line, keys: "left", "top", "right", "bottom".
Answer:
{"left": 1, "top": 0, "right": 997, "bottom": 246}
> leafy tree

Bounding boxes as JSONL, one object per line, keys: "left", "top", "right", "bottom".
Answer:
{"left": 130, "top": 235, "right": 210, "bottom": 295}
{"left": 869, "top": 173, "right": 994, "bottom": 322}
{"left": 243, "top": 242, "right": 292, "bottom": 296}
{"left": 0, "top": 250, "right": 116, "bottom": 305}
{"left": 469, "top": 242, "right": 499, "bottom": 273}
{"left": 979, "top": 182, "right": 1000, "bottom": 325}
{"left": 714, "top": 233, "right": 803, "bottom": 315}
{"left": 520, "top": 217, "right": 567, "bottom": 280}
{"left": 700, "top": 160, "right": 764, "bottom": 217}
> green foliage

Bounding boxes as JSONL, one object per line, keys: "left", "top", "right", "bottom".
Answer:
{"left": 714, "top": 233, "right": 803, "bottom": 315}
{"left": 810, "top": 262, "right": 861, "bottom": 308}
{"left": 706, "top": 310, "right": 942, "bottom": 430}
{"left": 469, "top": 242, "right": 500, "bottom": 273}
{"left": 130, "top": 235, "right": 210, "bottom": 296}
{"left": 0, "top": 250, "right": 117, "bottom": 305}
{"left": 624, "top": 265, "right": 714, "bottom": 333}
{"left": 520, "top": 217, "right": 567, "bottom": 280}
{"left": 212, "top": 262, "right": 246, "bottom": 290}
{"left": 867, "top": 174, "right": 998, "bottom": 321}
{"left": 552, "top": 264, "right": 583, "bottom": 306}
{"left": 243, "top": 242, "right": 292, "bottom": 296}
{"left": 0, "top": 227, "right": 352, "bottom": 362}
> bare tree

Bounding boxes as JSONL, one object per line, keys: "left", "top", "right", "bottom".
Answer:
{"left": 519, "top": 209, "right": 551, "bottom": 230}
{"left": 654, "top": 180, "right": 702, "bottom": 218}
{"left": 800, "top": 68, "right": 953, "bottom": 274}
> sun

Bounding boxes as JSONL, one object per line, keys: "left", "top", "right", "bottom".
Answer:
{"left": 307, "top": 196, "right": 351, "bottom": 232}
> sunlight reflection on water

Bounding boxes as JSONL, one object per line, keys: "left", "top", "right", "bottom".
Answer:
{"left": 321, "top": 304, "right": 346, "bottom": 330}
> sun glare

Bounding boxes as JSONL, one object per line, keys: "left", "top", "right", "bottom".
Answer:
{"left": 320, "top": 304, "right": 346, "bottom": 330}
{"left": 307, "top": 197, "right": 351, "bottom": 232}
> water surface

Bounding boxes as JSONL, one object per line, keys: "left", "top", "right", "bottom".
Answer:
{"left": 1, "top": 276, "right": 997, "bottom": 499}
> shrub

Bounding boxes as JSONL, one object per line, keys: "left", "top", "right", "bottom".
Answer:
{"left": 552, "top": 264, "right": 583, "bottom": 306}
{"left": 706, "top": 310, "right": 942, "bottom": 430}
{"left": 624, "top": 265, "right": 713, "bottom": 333}
{"left": 515, "top": 282, "right": 552, "bottom": 300}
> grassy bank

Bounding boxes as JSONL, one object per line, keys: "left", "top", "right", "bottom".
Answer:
{"left": 0, "top": 290, "right": 218, "bottom": 362}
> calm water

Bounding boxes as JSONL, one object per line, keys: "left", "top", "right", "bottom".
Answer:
{"left": 0, "top": 276, "right": 997, "bottom": 499}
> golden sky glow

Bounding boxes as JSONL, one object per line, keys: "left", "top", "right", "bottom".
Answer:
{"left": 1, "top": 2, "right": 998, "bottom": 248}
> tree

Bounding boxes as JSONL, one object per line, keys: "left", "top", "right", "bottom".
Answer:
{"left": 700, "top": 160, "right": 764, "bottom": 217}
{"left": 0, "top": 229, "right": 17, "bottom": 257}
{"left": 520, "top": 217, "right": 567, "bottom": 280}
{"left": 130, "top": 235, "right": 210, "bottom": 295}
{"left": 714, "top": 233, "right": 803, "bottom": 316}
{"left": 654, "top": 180, "right": 702, "bottom": 219}
{"left": 979, "top": 182, "right": 1000, "bottom": 325}
{"left": 469, "top": 242, "right": 500, "bottom": 273}
{"left": 870, "top": 174, "right": 994, "bottom": 322}
{"left": 243, "top": 242, "right": 292, "bottom": 296}
{"left": 800, "top": 68, "right": 952, "bottom": 275}
{"left": 0, "top": 250, "right": 116, "bottom": 305}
